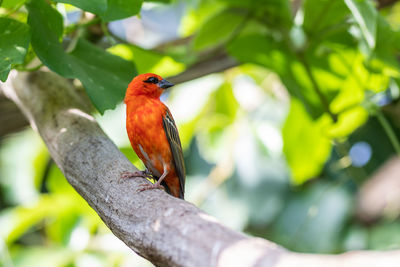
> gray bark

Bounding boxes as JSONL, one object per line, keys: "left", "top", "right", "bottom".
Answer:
{"left": 2, "top": 70, "right": 400, "bottom": 267}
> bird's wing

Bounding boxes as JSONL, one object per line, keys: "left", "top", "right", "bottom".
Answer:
{"left": 162, "top": 109, "right": 185, "bottom": 199}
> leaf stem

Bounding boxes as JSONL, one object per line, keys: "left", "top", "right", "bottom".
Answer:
{"left": 376, "top": 109, "right": 400, "bottom": 155}
{"left": 101, "top": 21, "right": 117, "bottom": 45}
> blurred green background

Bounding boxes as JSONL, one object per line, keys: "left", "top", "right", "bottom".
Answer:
{"left": 2, "top": 0, "right": 400, "bottom": 266}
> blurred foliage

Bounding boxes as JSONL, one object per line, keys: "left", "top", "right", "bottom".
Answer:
{"left": 2, "top": 0, "right": 400, "bottom": 266}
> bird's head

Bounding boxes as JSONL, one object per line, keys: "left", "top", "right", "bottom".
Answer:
{"left": 125, "top": 73, "right": 174, "bottom": 101}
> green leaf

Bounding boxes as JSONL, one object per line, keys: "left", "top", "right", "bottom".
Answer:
{"left": 344, "top": 0, "right": 377, "bottom": 50}
{"left": 282, "top": 99, "right": 332, "bottom": 184}
{"left": 53, "top": 0, "right": 107, "bottom": 14}
{"left": 303, "top": 0, "right": 349, "bottom": 35}
{"left": 325, "top": 106, "right": 368, "bottom": 137}
{"left": 1, "top": 0, "right": 26, "bottom": 9}
{"left": 27, "top": 0, "right": 137, "bottom": 113}
{"left": 0, "top": 18, "right": 30, "bottom": 82}
{"left": 69, "top": 39, "right": 136, "bottom": 113}
{"left": 26, "top": 0, "right": 135, "bottom": 112}
{"left": 100, "top": 0, "right": 143, "bottom": 22}
{"left": 213, "top": 82, "right": 238, "bottom": 119}
{"left": 372, "top": 16, "right": 400, "bottom": 71}
{"left": 53, "top": 0, "right": 142, "bottom": 21}
{"left": 12, "top": 247, "right": 76, "bottom": 267}
{"left": 221, "top": 0, "right": 292, "bottom": 29}
{"left": 193, "top": 9, "right": 244, "bottom": 51}
{"left": 27, "top": 0, "right": 73, "bottom": 77}
{"left": 369, "top": 222, "right": 400, "bottom": 250}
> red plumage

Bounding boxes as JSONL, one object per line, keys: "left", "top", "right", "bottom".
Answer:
{"left": 124, "top": 73, "right": 185, "bottom": 199}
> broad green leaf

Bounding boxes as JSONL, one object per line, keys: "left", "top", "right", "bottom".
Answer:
{"left": 325, "top": 106, "right": 368, "bottom": 138}
{"left": 303, "top": 0, "right": 349, "bottom": 35}
{"left": 69, "top": 39, "right": 136, "bottom": 113}
{"left": 193, "top": 10, "right": 245, "bottom": 51}
{"left": 344, "top": 0, "right": 377, "bottom": 50}
{"left": 0, "top": 18, "right": 30, "bottom": 82}
{"left": 100, "top": 0, "right": 143, "bottom": 21}
{"left": 27, "top": 0, "right": 74, "bottom": 77}
{"left": 53, "top": 0, "right": 142, "bottom": 21}
{"left": 53, "top": 0, "right": 107, "bottom": 14}
{"left": 227, "top": 34, "right": 292, "bottom": 79}
{"left": 27, "top": 0, "right": 137, "bottom": 113}
{"left": 179, "top": 0, "right": 225, "bottom": 37}
{"left": 282, "top": 99, "right": 332, "bottom": 184}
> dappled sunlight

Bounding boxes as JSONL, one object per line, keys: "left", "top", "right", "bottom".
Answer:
{"left": 66, "top": 108, "right": 96, "bottom": 122}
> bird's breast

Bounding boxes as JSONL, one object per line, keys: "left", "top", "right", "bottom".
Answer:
{"left": 126, "top": 98, "right": 172, "bottom": 175}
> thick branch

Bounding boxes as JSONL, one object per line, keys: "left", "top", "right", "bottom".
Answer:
{"left": 2, "top": 70, "right": 400, "bottom": 267}
{"left": 2, "top": 70, "right": 283, "bottom": 266}
{"left": 0, "top": 93, "right": 28, "bottom": 138}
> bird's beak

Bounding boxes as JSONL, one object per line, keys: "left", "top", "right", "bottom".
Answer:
{"left": 158, "top": 79, "right": 174, "bottom": 89}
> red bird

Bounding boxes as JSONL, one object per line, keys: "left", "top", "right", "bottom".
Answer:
{"left": 122, "top": 73, "right": 185, "bottom": 199}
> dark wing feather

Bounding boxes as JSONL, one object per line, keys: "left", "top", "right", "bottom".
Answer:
{"left": 162, "top": 109, "right": 185, "bottom": 199}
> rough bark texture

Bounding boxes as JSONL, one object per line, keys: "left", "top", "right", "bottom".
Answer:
{"left": 2, "top": 70, "right": 400, "bottom": 267}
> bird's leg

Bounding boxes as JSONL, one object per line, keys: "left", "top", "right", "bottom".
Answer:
{"left": 119, "top": 169, "right": 153, "bottom": 184}
{"left": 137, "top": 168, "right": 168, "bottom": 193}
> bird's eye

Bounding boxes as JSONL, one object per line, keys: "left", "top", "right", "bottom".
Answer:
{"left": 144, "top": 77, "right": 159, "bottom": 84}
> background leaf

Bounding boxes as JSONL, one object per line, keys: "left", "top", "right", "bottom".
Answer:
{"left": 193, "top": 9, "right": 245, "bottom": 51}
{"left": 1, "top": 0, "right": 26, "bottom": 9}
{"left": 27, "top": 0, "right": 73, "bottom": 77}
{"left": 282, "top": 99, "right": 332, "bottom": 184}
{"left": 0, "top": 18, "right": 30, "bottom": 82}
{"left": 53, "top": 0, "right": 107, "bottom": 14}
{"left": 69, "top": 39, "right": 136, "bottom": 112}
{"left": 100, "top": 0, "right": 143, "bottom": 21}
{"left": 27, "top": 0, "right": 137, "bottom": 113}
{"left": 344, "top": 0, "right": 377, "bottom": 50}
{"left": 303, "top": 0, "right": 349, "bottom": 35}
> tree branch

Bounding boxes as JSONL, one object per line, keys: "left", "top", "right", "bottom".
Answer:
{"left": 0, "top": 93, "right": 28, "bottom": 138}
{"left": 2, "top": 70, "right": 400, "bottom": 266}
{"left": 167, "top": 53, "right": 238, "bottom": 84}
{"left": 377, "top": 0, "right": 400, "bottom": 9}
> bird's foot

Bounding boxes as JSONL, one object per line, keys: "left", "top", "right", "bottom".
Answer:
{"left": 119, "top": 170, "right": 153, "bottom": 184}
{"left": 137, "top": 183, "right": 165, "bottom": 193}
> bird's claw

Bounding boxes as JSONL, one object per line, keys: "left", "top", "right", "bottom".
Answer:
{"left": 136, "top": 183, "right": 165, "bottom": 193}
